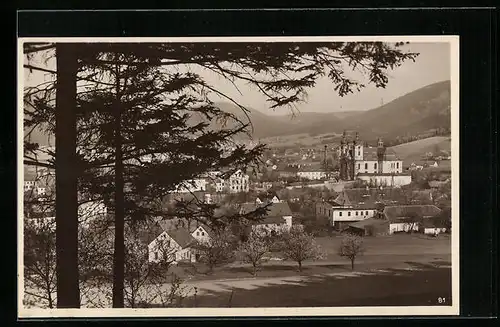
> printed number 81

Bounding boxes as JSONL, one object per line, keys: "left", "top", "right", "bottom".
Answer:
{"left": 438, "top": 297, "right": 446, "bottom": 304}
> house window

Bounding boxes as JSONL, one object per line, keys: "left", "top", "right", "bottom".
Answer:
{"left": 348, "top": 211, "right": 351, "bottom": 216}
{"left": 365, "top": 211, "right": 368, "bottom": 215}
{"left": 196, "top": 231, "right": 200, "bottom": 236}
{"left": 201, "top": 231, "right": 205, "bottom": 236}
{"left": 339, "top": 211, "right": 342, "bottom": 217}
{"left": 397, "top": 162, "right": 400, "bottom": 169}
{"left": 355, "top": 211, "right": 358, "bottom": 216}
{"left": 365, "top": 163, "right": 368, "bottom": 170}
{"left": 154, "top": 252, "right": 158, "bottom": 260}
{"left": 358, "top": 163, "right": 360, "bottom": 170}
{"left": 374, "top": 163, "right": 377, "bottom": 170}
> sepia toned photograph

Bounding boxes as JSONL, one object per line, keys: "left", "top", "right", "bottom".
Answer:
{"left": 18, "top": 36, "right": 459, "bottom": 317}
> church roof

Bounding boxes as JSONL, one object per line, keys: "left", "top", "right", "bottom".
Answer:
{"left": 363, "top": 147, "right": 401, "bottom": 161}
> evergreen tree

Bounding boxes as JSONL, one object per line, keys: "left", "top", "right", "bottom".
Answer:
{"left": 23, "top": 41, "right": 419, "bottom": 308}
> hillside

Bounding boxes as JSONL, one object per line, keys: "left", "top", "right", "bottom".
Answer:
{"left": 389, "top": 136, "right": 451, "bottom": 166}
{"left": 24, "top": 80, "right": 451, "bottom": 146}
{"left": 215, "top": 80, "right": 451, "bottom": 140}
{"left": 211, "top": 102, "right": 354, "bottom": 139}
{"left": 343, "top": 80, "right": 451, "bottom": 140}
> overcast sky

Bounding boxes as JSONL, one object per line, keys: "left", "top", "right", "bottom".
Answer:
{"left": 24, "top": 41, "right": 450, "bottom": 116}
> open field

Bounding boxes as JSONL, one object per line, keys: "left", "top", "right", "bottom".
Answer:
{"left": 261, "top": 132, "right": 341, "bottom": 148}
{"left": 23, "top": 234, "right": 451, "bottom": 308}
{"left": 172, "top": 234, "right": 451, "bottom": 281}
{"left": 389, "top": 136, "right": 451, "bottom": 166}
{"left": 184, "top": 264, "right": 452, "bottom": 307}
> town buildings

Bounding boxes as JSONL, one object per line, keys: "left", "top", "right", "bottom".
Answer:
{"left": 315, "top": 186, "right": 413, "bottom": 230}
{"left": 212, "top": 169, "right": 250, "bottom": 193}
{"left": 344, "top": 204, "right": 443, "bottom": 236}
{"left": 297, "top": 170, "right": 327, "bottom": 180}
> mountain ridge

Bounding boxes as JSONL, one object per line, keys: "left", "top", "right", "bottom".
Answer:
{"left": 24, "top": 80, "right": 451, "bottom": 146}
{"left": 213, "top": 80, "right": 451, "bottom": 140}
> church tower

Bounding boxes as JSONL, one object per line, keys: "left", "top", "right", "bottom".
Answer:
{"left": 354, "top": 131, "right": 364, "bottom": 161}
{"left": 339, "top": 131, "right": 347, "bottom": 180}
{"left": 338, "top": 130, "right": 361, "bottom": 181}
{"left": 377, "top": 137, "right": 385, "bottom": 174}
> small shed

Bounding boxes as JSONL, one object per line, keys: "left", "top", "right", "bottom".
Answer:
{"left": 344, "top": 218, "right": 390, "bottom": 236}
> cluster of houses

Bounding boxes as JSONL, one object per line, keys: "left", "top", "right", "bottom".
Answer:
{"left": 315, "top": 188, "right": 448, "bottom": 236}
{"left": 23, "top": 132, "right": 451, "bottom": 268}
{"left": 172, "top": 169, "right": 251, "bottom": 194}
{"left": 144, "top": 191, "right": 295, "bottom": 265}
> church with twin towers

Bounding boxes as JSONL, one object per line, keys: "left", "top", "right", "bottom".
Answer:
{"left": 337, "top": 131, "right": 409, "bottom": 187}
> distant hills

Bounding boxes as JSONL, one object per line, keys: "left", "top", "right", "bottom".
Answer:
{"left": 388, "top": 136, "right": 451, "bottom": 167}
{"left": 24, "top": 80, "right": 451, "bottom": 147}
{"left": 214, "top": 80, "right": 451, "bottom": 141}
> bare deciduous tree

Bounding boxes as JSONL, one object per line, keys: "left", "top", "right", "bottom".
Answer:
{"left": 280, "top": 226, "right": 324, "bottom": 272}
{"left": 23, "top": 217, "right": 57, "bottom": 308}
{"left": 196, "top": 229, "right": 235, "bottom": 273}
{"left": 338, "top": 233, "right": 366, "bottom": 270}
{"left": 237, "top": 233, "right": 270, "bottom": 276}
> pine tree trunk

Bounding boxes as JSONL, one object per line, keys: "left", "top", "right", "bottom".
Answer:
{"left": 112, "top": 73, "right": 125, "bottom": 308}
{"left": 55, "top": 43, "right": 81, "bottom": 308}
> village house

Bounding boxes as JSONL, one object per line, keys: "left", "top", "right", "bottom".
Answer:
{"left": 315, "top": 189, "right": 377, "bottom": 230}
{"left": 211, "top": 169, "right": 250, "bottom": 193}
{"left": 227, "top": 169, "right": 250, "bottom": 193}
{"left": 145, "top": 220, "right": 198, "bottom": 264}
{"left": 255, "top": 191, "right": 283, "bottom": 205}
{"left": 157, "top": 217, "right": 214, "bottom": 244}
{"left": 239, "top": 199, "right": 293, "bottom": 235}
{"left": 384, "top": 204, "right": 442, "bottom": 234}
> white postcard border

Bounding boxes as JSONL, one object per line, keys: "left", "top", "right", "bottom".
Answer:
{"left": 17, "top": 35, "right": 460, "bottom": 318}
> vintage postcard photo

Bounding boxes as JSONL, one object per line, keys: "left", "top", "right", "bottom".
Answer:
{"left": 18, "top": 36, "right": 459, "bottom": 317}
